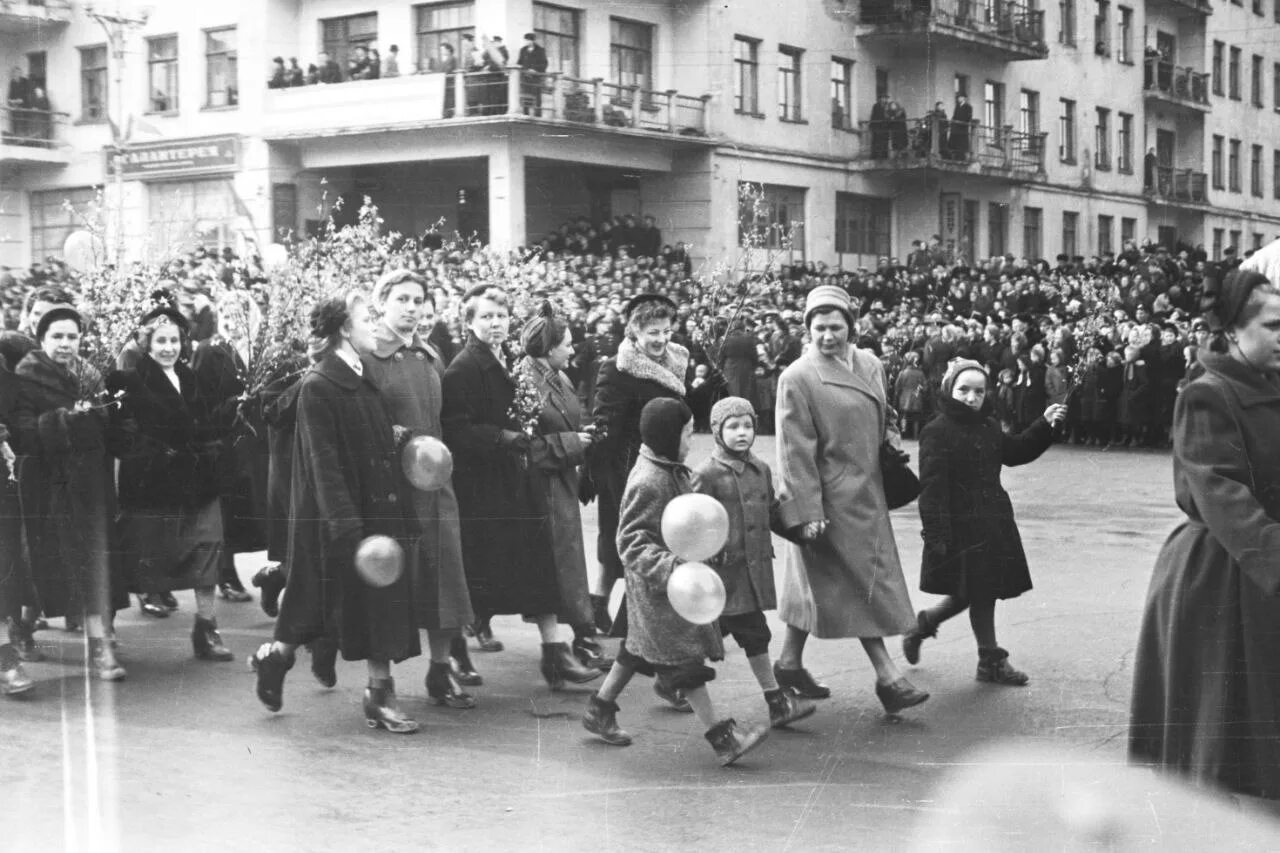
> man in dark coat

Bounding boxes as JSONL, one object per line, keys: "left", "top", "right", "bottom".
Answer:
{"left": 869, "top": 94, "right": 890, "bottom": 159}
{"left": 516, "top": 32, "right": 548, "bottom": 115}
{"left": 947, "top": 95, "right": 974, "bottom": 160}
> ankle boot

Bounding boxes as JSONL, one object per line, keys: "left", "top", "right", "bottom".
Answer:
{"left": 7, "top": 617, "right": 44, "bottom": 663}
{"left": 449, "top": 634, "right": 482, "bottom": 685}
{"left": 471, "top": 617, "right": 503, "bottom": 652}
{"left": 540, "top": 641, "right": 601, "bottom": 690}
{"left": 426, "top": 661, "right": 476, "bottom": 709}
{"left": 704, "top": 718, "right": 769, "bottom": 766}
{"left": 249, "top": 643, "right": 294, "bottom": 712}
{"left": 309, "top": 636, "right": 338, "bottom": 688}
{"left": 653, "top": 678, "right": 693, "bottom": 712}
{"left": 191, "top": 616, "right": 234, "bottom": 661}
{"left": 88, "top": 637, "right": 126, "bottom": 682}
{"left": 766, "top": 688, "right": 816, "bottom": 728}
{"left": 582, "top": 694, "right": 632, "bottom": 745}
{"left": 363, "top": 677, "right": 419, "bottom": 734}
{"left": 902, "top": 610, "right": 937, "bottom": 666}
{"left": 976, "top": 647, "right": 1029, "bottom": 686}
{"left": 251, "top": 564, "right": 286, "bottom": 618}
{"left": 874, "top": 677, "right": 930, "bottom": 714}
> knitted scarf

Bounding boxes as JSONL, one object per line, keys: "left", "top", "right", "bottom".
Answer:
{"left": 615, "top": 338, "right": 689, "bottom": 396}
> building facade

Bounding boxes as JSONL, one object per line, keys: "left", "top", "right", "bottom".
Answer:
{"left": 2, "top": 0, "right": 1280, "bottom": 271}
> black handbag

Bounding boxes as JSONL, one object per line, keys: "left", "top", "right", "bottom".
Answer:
{"left": 880, "top": 442, "right": 921, "bottom": 510}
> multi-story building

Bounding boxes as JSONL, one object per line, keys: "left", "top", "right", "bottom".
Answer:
{"left": 2, "top": 0, "right": 1280, "bottom": 271}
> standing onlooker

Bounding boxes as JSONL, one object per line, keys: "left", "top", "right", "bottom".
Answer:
{"left": 436, "top": 43, "right": 459, "bottom": 118}
{"left": 516, "top": 32, "right": 548, "bottom": 115}
{"left": 383, "top": 44, "right": 400, "bottom": 78}
{"left": 0, "top": 332, "right": 34, "bottom": 693}
{"left": 948, "top": 94, "right": 974, "bottom": 160}
{"left": 894, "top": 351, "right": 926, "bottom": 439}
{"left": 317, "top": 51, "right": 342, "bottom": 84}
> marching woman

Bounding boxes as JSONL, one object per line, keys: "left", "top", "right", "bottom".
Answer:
{"left": 1130, "top": 268, "right": 1280, "bottom": 803}
{"left": 441, "top": 284, "right": 598, "bottom": 690}
{"left": 13, "top": 307, "right": 127, "bottom": 681}
{"left": 113, "top": 305, "right": 234, "bottom": 664}
{"left": 251, "top": 293, "right": 422, "bottom": 732}
{"left": 365, "top": 270, "right": 479, "bottom": 708}
{"left": 903, "top": 359, "right": 1066, "bottom": 684}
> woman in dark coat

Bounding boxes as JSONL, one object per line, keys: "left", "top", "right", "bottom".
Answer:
{"left": 1130, "top": 270, "right": 1280, "bottom": 803}
{"left": 250, "top": 293, "right": 422, "bottom": 733}
{"left": 441, "top": 284, "right": 598, "bottom": 690}
{"left": 13, "top": 308, "right": 127, "bottom": 681}
{"left": 0, "top": 333, "right": 35, "bottom": 692}
{"left": 113, "top": 306, "right": 234, "bottom": 664}
{"left": 903, "top": 359, "right": 1066, "bottom": 685}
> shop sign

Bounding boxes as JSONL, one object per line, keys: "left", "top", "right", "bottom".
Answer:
{"left": 107, "top": 136, "right": 240, "bottom": 180}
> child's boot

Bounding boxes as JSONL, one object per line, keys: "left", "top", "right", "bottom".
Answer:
{"left": 653, "top": 678, "right": 693, "bottom": 712}
{"left": 765, "top": 688, "right": 815, "bottom": 728}
{"left": 582, "top": 693, "right": 632, "bottom": 745}
{"left": 704, "top": 718, "right": 769, "bottom": 766}
{"left": 976, "top": 647, "right": 1029, "bottom": 686}
{"left": 902, "top": 610, "right": 937, "bottom": 665}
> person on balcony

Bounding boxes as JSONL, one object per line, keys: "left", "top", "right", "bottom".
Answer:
{"left": 1144, "top": 148, "right": 1158, "bottom": 192}
{"left": 383, "top": 45, "right": 400, "bottom": 78}
{"left": 947, "top": 95, "right": 974, "bottom": 161}
{"left": 435, "top": 43, "right": 459, "bottom": 118}
{"left": 887, "top": 100, "right": 909, "bottom": 157}
{"left": 918, "top": 101, "right": 949, "bottom": 157}
{"left": 517, "top": 33, "right": 548, "bottom": 116}
{"left": 317, "top": 51, "right": 342, "bottom": 85}
{"left": 6, "top": 67, "right": 30, "bottom": 142}
{"left": 267, "top": 57, "right": 287, "bottom": 90}
{"left": 287, "top": 58, "right": 305, "bottom": 87}
{"left": 483, "top": 36, "right": 510, "bottom": 115}
{"left": 460, "top": 34, "right": 484, "bottom": 115}
{"left": 869, "top": 94, "right": 890, "bottom": 159}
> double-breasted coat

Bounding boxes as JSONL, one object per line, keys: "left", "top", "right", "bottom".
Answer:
{"left": 1129, "top": 351, "right": 1280, "bottom": 800}
{"left": 365, "top": 326, "right": 474, "bottom": 631}
{"left": 774, "top": 346, "right": 915, "bottom": 639}
{"left": 916, "top": 397, "right": 1054, "bottom": 601}
{"left": 441, "top": 336, "right": 560, "bottom": 617}
{"left": 274, "top": 352, "right": 420, "bottom": 663}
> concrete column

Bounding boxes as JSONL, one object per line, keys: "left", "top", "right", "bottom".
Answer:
{"left": 487, "top": 146, "right": 525, "bottom": 250}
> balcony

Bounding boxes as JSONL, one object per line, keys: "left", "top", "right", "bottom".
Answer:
{"left": 0, "top": 0, "right": 72, "bottom": 34}
{"left": 1147, "top": 0, "right": 1212, "bottom": 15}
{"left": 854, "top": 113, "right": 1047, "bottom": 181}
{"left": 261, "top": 69, "right": 712, "bottom": 143}
{"left": 1143, "top": 58, "right": 1211, "bottom": 113}
{"left": 1146, "top": 166, "right": 1209, "bottom": 208}
{"left": 857, "top": 0, "right": 1049, "bottom": 61}
{"left": 0, "top": 107, "right": 70, "bottom": 166}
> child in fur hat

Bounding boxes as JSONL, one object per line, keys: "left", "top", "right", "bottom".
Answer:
{"left": 692, "top": 396, "right": 816, "bottom": 729}
{"left": 582, "top": 397, "right": 770, "bottom": 766}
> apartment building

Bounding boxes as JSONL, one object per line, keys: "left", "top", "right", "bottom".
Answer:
{"left": 2, "top": 0, "right": 1280, "bottom": 270}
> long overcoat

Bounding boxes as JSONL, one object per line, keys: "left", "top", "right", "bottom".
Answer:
{"left": 1129, "top": 351, "right": 1280, "bottom": 800}
{"left": 774, "top": 346, "right": 915, "bottom": 639}
{"left": 917, "top": 397, "right": 1054, "bottom": 600}
{"left": 261, "top": 368, "right": 304, "bottom": 565}
{"left": 274, "top": 353, "right": 420, "bottom": 663}
{"left": 441, "top": 337, "right": 560, "bottom": 617}
{"left": 366, "top": 327, "right": 473, "bottom": 631}
{"left": 618, "top": 446, "right": 725, "bottom": 665}
{"left": 0, "top": 357, "right": 28, "bottom": 619}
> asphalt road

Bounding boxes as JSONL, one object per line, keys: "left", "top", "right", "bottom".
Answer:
{"left": 1, "top": 436, "right": 1252, "bottom": 851}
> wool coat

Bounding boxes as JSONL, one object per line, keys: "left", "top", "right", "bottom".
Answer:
{"left": 261, "top": 366, "right": 304, "bottom": 564}
{"left": 618, "top": 446, "right": 724, "bottom": 665}
{"left": 0, "top": 359, "right": 28, "bottom": 618}
{"left": 917, "top": 397, "right": 1054, "bottom": 601}
{"left": 1129, "top": 351, "right": 1280, "bottom": 800}
{"left": 1119, "top": 358, "right": 1157, "bottom": 428}
{"left": 366, "top": 326, "right": 473, "bottom": 631}
{"left": 441, "top": 337, "right": 560, "bottom": 617}
{"left": 274, "top": 352, "right": 420, "bottom": 663}
{"left": 774, "top": 346, "right": 915, "bottom": 639}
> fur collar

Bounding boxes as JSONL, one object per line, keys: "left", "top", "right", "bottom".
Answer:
{"left": 616, "top": 338, "right": 688, "bottom": 396}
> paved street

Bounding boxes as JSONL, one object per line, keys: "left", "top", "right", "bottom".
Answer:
{"left": 3, "top": 437, "right": 1202, "bottom": 851}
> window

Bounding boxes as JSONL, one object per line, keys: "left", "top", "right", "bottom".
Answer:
{"left": 148, "top": 179, "right": 239, "bottom": 252}
{"left": 1254, "top": 232, "right": 1265, "bottom": 250}
{"left": 147, "top": 36, "right": 178, "bottom": 113}
{"left": 1094, "top": 107, "right": 1110, "bottom": 170}
{"left": 610, "top": 17, "right": 654, "bottom": 95}
{"left": 79, "top": 45, "right": 107, "bottom": 121}
{"left": 1098, "top": 214, "right": 1113, "bottom": 255}
{"left": 1094, "top": 0, "right": 1110, "bottom": 56}
{"left": 1059, "top": 98, "right": 1076, "bottom": 162}
{"left": 1229, "top": 138, "right": 1241, "bottom": 191}
{"left": 1117, "top": 7, "right": 1132, "bottom": 63}
{"left": 415, "top": 1, "right": 475, "bottom": 71}
{"left": 1253, "top": 55, "right": 1264, "bottom": 107}
{"left": 1117, "top": 112, "right": 1133, "bottom": 172}
{"left": 1121, "top": 217, "right": 1135, "bottom": 244}
{"left": 1020, "top": 89, "right": 1040, "bottom": 135}
{"left": 1252, "top": 144, "right": 1264, "bottom": 196}
{"left": 778, "top": 45, "right": 803, "bottom": 122}
{"left": 1212, "top": 135, "right": 1224, "bottom": 188}
{"left": 1212, "top": 41, "right": 1224, "bottom": 96}
{"left": 989, "top": 202, "right": 1009, "bottom": 257}
{"left": 1256, "top": 0, "right": 1265, "bottom": 12}
{"left": 831, "top": 58, "right": 854, "bottom": 130}
{"left": 533, "top": 3, "right": 580, "bottom": 77}
{"left": 954, "top": 74, "right": 969, "bottom": 99}
{"left": 204, "top": 27, "right": 237, "bottom": 108}
{"left": 1274, "top": 149, "right": 1280, "bottom": 198}
{"left": 30, "top": 188, "right": 98, "bottom": 260}
{"left": 1059, "top": 0, "right": 1076, "bottom": 45}
{"left": 876, "top": 68, "right": 890, "bottom": 99}
{"left": 1275, "top": 63, "right": 1280, "bottom": 110}
{"left": 1229, "top": 46, "right": 1241, "bottom": 100}
{"left": 984, "top": 81, "right": 1004, "bottom": 129}
{"left": 322, "top": 13, "right": 377, "bottom": 72}
{"left": 1212, "top": 228, "right": 1224, "bottom": 259}
{"left": 738, "top": 183, "right": 806, "bottom": 254}
{"left": 1024, "top": 207, "right": 1043, "bottom": 259}
{"left": 1062, "top": 211, "right": 1079, "bottom": 257}
{"left": 1230, "top": 229, "right": 1242, "bottom": 251}
{"left": 733, "top": 37, "right": 760, "bottom": 115}
{"left": 835, "top": 192, "right": 891, "bottom": 256}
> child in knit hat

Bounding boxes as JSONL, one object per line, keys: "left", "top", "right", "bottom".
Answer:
{"left": 692, "top": 396, "right": 816, "bottom": 729}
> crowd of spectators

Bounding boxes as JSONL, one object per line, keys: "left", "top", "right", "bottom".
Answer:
{"left": 5, "top": 67, "right": 54, "bottom": 145}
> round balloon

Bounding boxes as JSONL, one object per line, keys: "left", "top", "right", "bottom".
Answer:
{"left": 262, "top": 242, "right": 290, "bottom": 270}
{"left": 402, "top": 435, "right": 453, "bottom": 491}
{"left": 667, "top": 561, "right": 726, "bottom": 625}
{"left": 63, "top": 230, "right": 102, "bottom": 272}
{"left": 660, "top": 493, "right": 730, "bottom": 561}
{"left": 354, "top": 535, "right": 404, "bottom": 588}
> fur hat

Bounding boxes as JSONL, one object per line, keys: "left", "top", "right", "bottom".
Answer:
{"left": 710, "top": 396, "right": 755, "bottom": 450}
{"left": 35, "top": 306, "right": 83, "bottom": 342}
{"left": 639, "top": 397, "right": 692, "bottom": 461}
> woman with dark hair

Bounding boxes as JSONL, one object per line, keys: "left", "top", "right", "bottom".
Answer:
{"left": 251, "top": 292, "right": 422, "bottom": 732}
{"left": 1130, "top": 268, "right": 1280, "bottom": 803}
{"left": 113, "top": 305, "right": 233, "bottom": 662}
{"left": 14, "top": 307, "right": 127, "bottom": 681}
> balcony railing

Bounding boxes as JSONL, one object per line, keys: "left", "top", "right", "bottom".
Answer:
{"left": 858, "top": 0, "right": 1048, "bottom": 57}
{"left": 1143, "top": 58, "right": 1211, "bottom": 108}
{"left": 1151, "top": 0, "right": 1212, "bottom": 15}
{"left": 0, "top": 106, "right": 68, "bottom": 152}
{"left": 857, "top": 113, "right": 1047, "bottom": 175}
{"left": 0, "top": 0, "right": 72, "bottom": 33}
{"left": 1148, "top": 166, "right": 1209, "bottom": 204}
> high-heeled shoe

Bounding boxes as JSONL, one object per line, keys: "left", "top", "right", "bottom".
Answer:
{"left": 139, "top": 593, "right": 169, "bottom": 618}
{"left": 363, "top": 677, "right": 419, "bottom": 734}
{"left": 191, "top": 616, "right": 234, "bottom": 661}
{"left": 448, "top": 634, "right": 482, "bottom": 686}
{"left": 572, "top": 634, "right": 614, "bottom": 671}
{"left": 7, "top": 617, "right": 44, "bottom": 663}
{"left": 249, "top": 643, "right": 294, "bottom": 712}
{"left": 540, "top": 642, "right": 602, "bottom": 691}
{"left": 875, "top": 677, "right": 929, "bottom": 714}
{"left": 773, "top": 663, "right": 831, "bottom": 699}
{"left": 218, "top": 582, "right": 253, "bottom": 603}
{"left": 469, "top": 618, "right": 503, "bottom": 652}
{"left": 251, "top": 564, "right": 286, "bottom": 618}
{"left": 425, "top": 661, "right": 476, "bottom": 709}
{"left": 88, "top": 637, "right": 126, "bottom": 682}
{"left": 309, "top": 636, "right": 338, "bottom": 688}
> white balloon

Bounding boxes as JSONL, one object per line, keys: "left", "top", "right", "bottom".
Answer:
{"left": 667, "top": 561, "right": 726, "bottom": 625}
{"left": 62, "top": 230, "right": 102, "bottom": 272}
{"left": 1239, "top": 238, "right": 1280, "bottom": 286}
{"left": 262, "top": 243, "right": 290, "bottom": 270}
